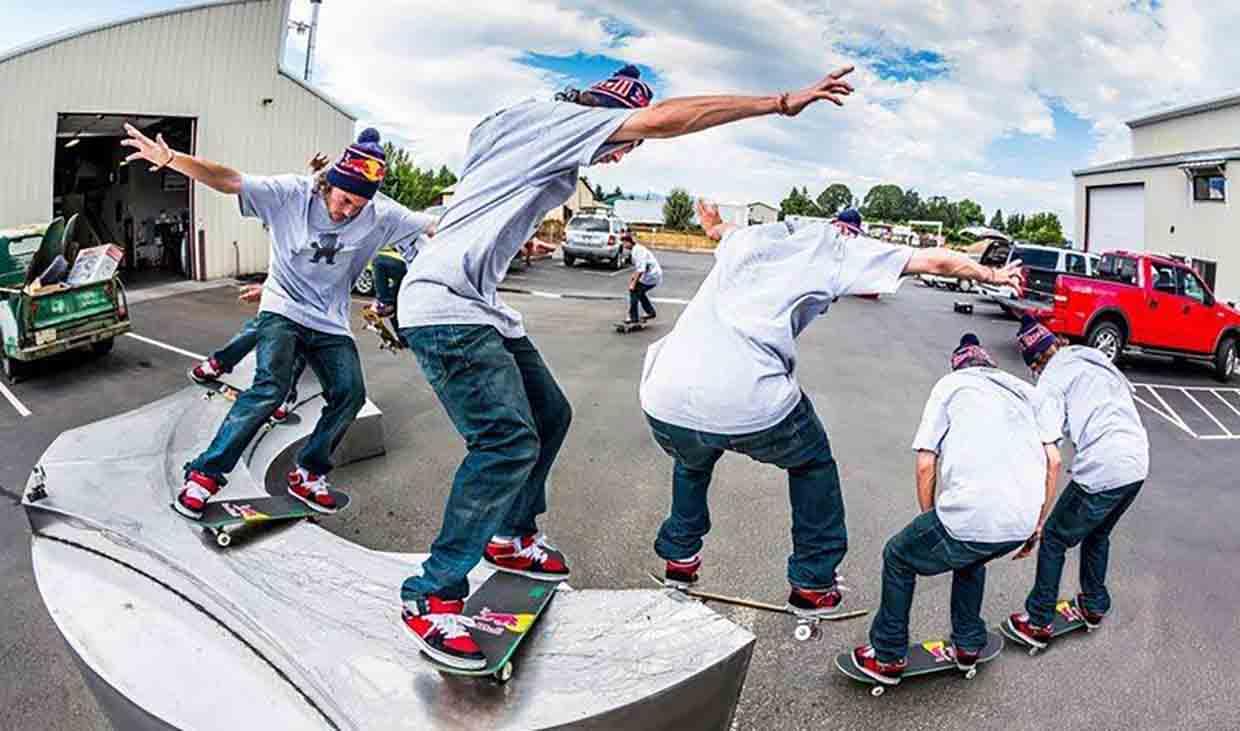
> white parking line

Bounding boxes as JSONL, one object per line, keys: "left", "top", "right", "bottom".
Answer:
{"left": 125, "top": 333, "right": 206, "bottom": 362}
{"left": 0, "top": 380, "right": 31, "bottom": 418}
{"left": 1131, "top": 382, "right": 1240, "bottom": 440}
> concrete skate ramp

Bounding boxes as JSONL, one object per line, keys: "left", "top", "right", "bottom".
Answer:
{"left": 24, "top": 366, "right": 755, "bottom": 730}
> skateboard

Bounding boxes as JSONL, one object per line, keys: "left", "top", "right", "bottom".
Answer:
{"left": 172, "top": 490, "right": 351, "bottom": 547}
{"left": 648, "top": 572, "right": 868, "bottom": 641}
{"left": 189, "top": 371, "right": 303, "bottom": 425}
{"left": 999, "top": 598, "right": 1092, "bottom": 656}
{"left": 953, "top": 301, "right": 974, "bottom": 314}
{"left": 361, "top": 307, "right": 403, "bottom": 352}
{"left": 835, "top": 630, "right": 1004, "bottom": 697}
{"left": 615, "top": 321, "right": 646, "bottom": 334}
{"left": 415, "top": 571, "right": 559, "bottom": 683}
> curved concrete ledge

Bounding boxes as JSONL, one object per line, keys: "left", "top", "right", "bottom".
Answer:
{"left": 24, "top": 364, "right": 755, "bottom": 729}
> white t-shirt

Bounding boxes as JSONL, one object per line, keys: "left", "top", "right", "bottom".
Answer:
{"left": 398, "top": 100, "right": 635, "bottom": 338}
{"left": 1035, "top": 346, "right": 1149, "bottom": 493}
{"left": 239, "top": 175, "right": 432, "bottom": 337}
{"left": 631, "top": 243, "right": 662, "bottom": 286}
{"left": 639, "top": 222, "right": 913, "bottom": 434}
{"left": 912, "top": 368, "right": 1059, "bottom": 543}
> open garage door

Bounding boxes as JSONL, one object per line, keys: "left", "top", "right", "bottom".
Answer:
{"left": 1087, "top": 184, "right": 1144, "bottom": 253}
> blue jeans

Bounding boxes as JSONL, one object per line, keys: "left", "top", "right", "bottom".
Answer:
{"left": 628, "top": 281, "right": 656, "bottom": 322}
{"left": 870, "top": 510, "right": 1023, "bottom": 662}
{"left": 399, "top": 325, "right": 572, "bottom": 601}
{"left": 188, "top": 312, "right": 366, "bottom": 480}
{"left": 646, "top": 395, "right": 846, "bottom": 589}
{"left": 211, "top": 315, "right": 308, "bottom": 403}
{"left": 1025, "top": 480, "right": 1143, "bottom": 625}
{"left": 371, "top": 256, "right": 406, "bottom": 317}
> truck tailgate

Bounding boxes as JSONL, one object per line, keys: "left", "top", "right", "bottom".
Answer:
{"left": 31, "top": 280, "right": 117, "bottom": 329}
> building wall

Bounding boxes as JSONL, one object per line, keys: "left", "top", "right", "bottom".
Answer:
{"left": 1132, "top": 104, "right": 1240, "bottom": 157}
{"left": 0, "top": 0, "right": 354, "bottom": 279}
{"left": 1074, "top": 165, "right": 1238, "bottom": 300}
{"left": 747, "top": 204, "right": 778, "bottom": 224}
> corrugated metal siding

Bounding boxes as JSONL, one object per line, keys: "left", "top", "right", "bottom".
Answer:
{"left": 0, "top": 0, "right": 354, "bottom": 279}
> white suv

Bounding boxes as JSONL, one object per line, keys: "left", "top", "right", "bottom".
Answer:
{"left": 562, "top": 213, "right": 633, "bottom": 270}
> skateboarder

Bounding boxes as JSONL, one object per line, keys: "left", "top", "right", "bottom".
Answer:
{"left": 122, "top": 125, "right": 434, "bottom": 519}
{"left": 395, "top": 63, "right": 871, "bottom": 669}
{"left": 640, "top": 200, "right": 1026, "bottom": 616}
{"left": 621, "top": 234, "right": 662, "bottom": 324}
{"left": 1006, "top": 316, "right": 1149, "bottom": 648}
{"left": 848, "top": 334, "right": 1060, "bottom": 687}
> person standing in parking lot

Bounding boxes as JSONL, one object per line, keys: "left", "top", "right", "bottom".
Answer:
{"left": 622, "top": 234, "right": 662, "bottom": 324}
{"left": 1006, "top": 315, "right": 1149, "bottom": 649}
{"left": 639, "top": 200, "right": 1027, "bottom": 620}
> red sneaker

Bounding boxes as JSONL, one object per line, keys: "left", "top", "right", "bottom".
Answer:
{"left": 1006, "top": 613, "right": 1053, "bottom": 649}
{"left": 851, "top": 644, "right": 906, "bottom": 685}
{"left": 664, "top": 553, "right": 701, "bottom": 587}
{"left": 175, "top": 470, "right": 220, "bottom": 519}
{"left": 402, "top": 596, "right": 486, "bottom": 670}
{"left": 189, "top": 357, "right": 224, "bottom": 384}
{"left": 483, "top": 533, "right": 570, "bottom": 581}
{"left": 1074, "top": 594, "right": 1106, "bottom": 628}
{"left": 787, "top": 584, "right": 843, "bottom": 616}
{"left": 952, "top": 644, "right": 981, "bottom": 671}
{"left": 286, "top": 468, "right": 337, "bottom": 513}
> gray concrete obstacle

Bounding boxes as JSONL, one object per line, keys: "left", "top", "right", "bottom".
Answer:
{"left": 23, "top": 362, "right": 755, "bottom": 730}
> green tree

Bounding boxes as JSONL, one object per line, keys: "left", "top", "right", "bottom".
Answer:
{"left": 1006, "top": 212, "right": 1024, "bottom": 237}
{"left": 955, "top": 198, "right": 985, "bottom": 227}
{"left": 663, "top": 188, "right": 695, "bottom": 230}
{"left": 901, "top": 189, "right": 923, "bottom": 222}
{"left": 779, "top": 186, "right": 823, "bottom": 219}
{"left": 816, "top": 183, "right": 853, "bottom": 216}
{"left": 861, "top": 184, "right": 904, "bottom": 222}
{"left": 1023, "top": 212, "right": 1065, "bottom": 245}
{"left": 379, "top": 143, "right": 457, "bottom": 211}
{"left": 989, "top": 209, "right": 1005, "bottom": 232}
{"left": 922, "top": 195, "right": 953, "bottom": 227}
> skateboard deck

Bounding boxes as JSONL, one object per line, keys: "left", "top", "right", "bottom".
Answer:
{"left": 418, "top": 571, "right": 559, "bottom": 683}
{"left": 648, "top": 572, "right": 867, "bottom": 641}
{"left": 361, "top": 308, "right": 403, "bottom": 352}
{"left": 615, "top": 321, "right": 646, "bottom": 334}
{"left": 835, "top": 630, "right": 1004, "bottom": 696}
{"left": 172, "top": 490, "right": 350, "bottom": 547}
{"left": 188, "top": 372, "right": 303, "bottom": 425}
{"left": 999, "top": 598, "right": 1091, "bottom": 655}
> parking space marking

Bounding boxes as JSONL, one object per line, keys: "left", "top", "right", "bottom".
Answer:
{"left": 1131, "top": 382, "right": 1240, "bottom": 440}
{"left": 125, "top": 333, "right": 205, "bottom": 362}
{"left": 0, "top": 380, "right": 31, "bottom": 418}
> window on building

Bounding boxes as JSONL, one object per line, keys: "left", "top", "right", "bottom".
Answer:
{"left": 1192, "top": 174, "right": 1225, "bottom": 202}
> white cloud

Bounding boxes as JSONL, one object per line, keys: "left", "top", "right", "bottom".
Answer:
{"left": 294, "top": 0, "right": 1240, "bottom": 226}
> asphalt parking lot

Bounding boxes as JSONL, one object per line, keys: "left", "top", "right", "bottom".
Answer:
{"left": 3, "top": 249, "right": 1239, "bottom": 730}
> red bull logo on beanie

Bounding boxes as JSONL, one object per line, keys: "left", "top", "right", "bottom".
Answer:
{"left": 340, "top": 154, "right": 386, "bottom": 183}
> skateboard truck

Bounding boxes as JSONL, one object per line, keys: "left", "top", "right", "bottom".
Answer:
{"left": 25, "top": 464, "right": 48, "bottom": 502}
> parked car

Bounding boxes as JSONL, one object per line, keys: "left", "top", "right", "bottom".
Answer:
{"left": 980, "top": 243, "right": 1100, "bottom": 315}
{"left": 562, "top": 213, "right": 632, "bottom": 270}
{"left": 0, "top": 216, "right": 131, "bottom": 383}
{"left": 1017, "top": 251, "right": 1240, "bottom": 381}
{"left": 921, "top": 236, "right": 1012, "bottom": 292}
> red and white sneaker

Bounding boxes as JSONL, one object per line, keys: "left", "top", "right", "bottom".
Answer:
{"left": 787, "top": 584, "right": 843, "bottom": 616}
{"left": 851, "top": 644, "right": 906, "bottom": 685}
{"left": 1006, "top": 612, "right": 1053, "bottom": 649}
{"left": 952, "top": 644, "right": 981, "bottom": 671}
{"left": 483, "top": 533, "right": 570, "bottom": 581}
{"left": 402, "top": 595, "right": 486, "bottom": 670}
{"left": 286, "top": 467, "right": 337, "bottom": 513}
{"left": 1075, "top": 594, "right": 1106, "bottom": 629}
{"left": 189, "top": 357, "right": 224, "bottom": 384}
{"left": 175, "top": 470, "right": 221, "bottom": 519}
{"left": 663, "top": 553, "right": 702, "bottom": 587}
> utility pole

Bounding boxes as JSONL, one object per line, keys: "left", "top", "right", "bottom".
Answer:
{"left": 305, "top": 0, "right": 322, "bottom": 82}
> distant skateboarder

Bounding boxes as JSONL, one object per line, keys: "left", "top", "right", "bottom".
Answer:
{"left": 621, "top": 234, "right": 662, "bottom": 324}
{"left": 1006, "top": 316, "right": 1149, "bottom": 648}
{"left": 639, "top": 200, "right": 1026, "bottom": 618}
{"left": 122, "top": 125, "right": 434, "bottom": 518}
{"left": 395, "top": 62, "right": 885, "bottom": 670}
{"left": 848, "top": 334, "right": 1060, "bottom": 688}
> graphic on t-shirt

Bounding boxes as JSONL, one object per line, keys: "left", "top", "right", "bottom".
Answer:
{"left": 310, "top": 233, "right": 341, "bottom": 264}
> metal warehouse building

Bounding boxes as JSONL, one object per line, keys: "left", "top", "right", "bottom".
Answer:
{"left": 0, "top": 0, "right": 354, "bottom": 281}
{"left": 1074, "top": 92, "right": 1239, "bottom": 301}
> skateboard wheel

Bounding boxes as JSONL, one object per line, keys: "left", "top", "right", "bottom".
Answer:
{"left": 215, "top": 532, "right": 232, "bottom": 548}
{"left": 1028, "top": 646, "right": 1039, "bottom": 657}
{"left": 964, "top": 667, "right": 977, "bottom": 680}
{"left": 494, "top": 662, "right": 513, "bottom": 684}
{"left": 794, "top": 624, "right": 813, "bottom": 642}
{"left": 870, "top": 686, "right": 885, "bottom": 697}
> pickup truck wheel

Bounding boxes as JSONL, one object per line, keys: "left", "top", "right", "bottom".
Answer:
{"left": 563, "top": 253, "right": 576, "bottom": 267}
{"left": 2, "top": 356, "right": 24, "bottom": 384}
{"left": 1215, "top": 338, "right": 1237, "bottom": 382}
{"left": 91, "top": 338, "right": 115, "bottom": 356}
{"left": 1087, "top": 321, "right": 1125, "bottom": 363}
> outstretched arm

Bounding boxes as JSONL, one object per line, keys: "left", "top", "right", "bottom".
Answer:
{"left": 610, "top": 66, "right": 854, "bottom": 143}
{"left": 696, "top": 199, "right": 739, "bottom": 241}
{"left": 906, "top": 248, "right": 1025, "bottom": 295}
{"left": 121, "top": 123, "right": 243, "bottom": 195}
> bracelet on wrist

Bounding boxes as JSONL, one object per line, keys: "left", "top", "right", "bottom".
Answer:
{"left": 777, "top": 92, "right": 791, "bottom": 116}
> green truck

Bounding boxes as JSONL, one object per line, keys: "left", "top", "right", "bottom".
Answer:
{"left": 0, "top": 215, "right": 131, "bottom": 383}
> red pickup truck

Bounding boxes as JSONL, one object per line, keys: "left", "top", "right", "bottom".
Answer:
{"left": 1022, "top": 251, "right": 1239, "bottom": 382}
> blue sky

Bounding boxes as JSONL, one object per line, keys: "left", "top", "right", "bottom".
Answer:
{"left": 5, "top": 0, "right": 1238, "bottom": 225}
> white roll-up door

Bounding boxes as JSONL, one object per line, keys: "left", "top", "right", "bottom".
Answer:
{"left": 1087, "top": 184, "right": 1145, "bottom": 253}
